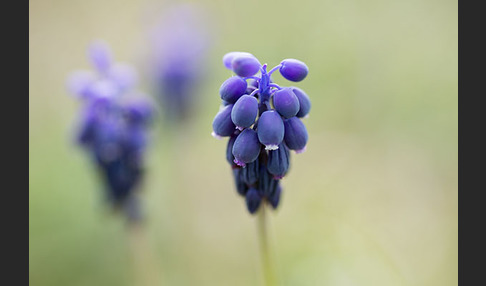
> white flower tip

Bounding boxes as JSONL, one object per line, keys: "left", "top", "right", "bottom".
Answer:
{"left": 265, "top": 144, "right": 279, "bottom": 151}
{"left": 211, "top": 131, "right": 222, "bottom": 140}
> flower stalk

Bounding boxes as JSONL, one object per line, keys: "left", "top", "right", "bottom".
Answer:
{"left": 257, "top": 202, "right": 277, "bottom": 286}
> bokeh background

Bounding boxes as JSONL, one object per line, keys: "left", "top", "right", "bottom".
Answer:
{"left": 29, "top": 0, "right": 458, "bottom": 285}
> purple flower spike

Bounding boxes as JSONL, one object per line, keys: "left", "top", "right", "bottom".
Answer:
{"left": 231, "top": 95, "right": 258, "bottom": 130}
{"left": 88, "top": 40, "right": 113, "bottom": 73}
{"left": 232, "top": 129, "right": 261, "bottom": 167}
{"left": 149, "top": 3, "right": 211, "bottom": 123}
{"left": 257, "top": 110, "right": 284, "bottom": 150}
{"left": 212, "top": 104, "right": 236, "bottom": 138}
{"left": 291, "top": 87, "right": 311, "bottom": 118}
{"left": 219, "top": 76, "right": 248, "bottom": 103}
{"left": 267, "top": 143, "right": 290, "bottom": 179}
{"left": 279, "top": 59, "right": 308, "bottom": 82}
{"left": 231, "top": 53, "right": 261, "bottom": 77}
{"left": 68, "top": 41, "right": 153, "bottom": 222}
{"left": 283, "top": 117, "right": 308, "bottom": 152}
{"left": 245, "top": 188, "right": 262, "bottom": 214}
{"left": 272, "top": 87, "right": 300, "bottom": 118}
{"left": 213, "top": 51, "right": 312, "bottom": 214}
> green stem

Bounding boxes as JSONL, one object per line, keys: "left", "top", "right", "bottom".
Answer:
{"left": 128, "top": 222, "right": 162, "bottom": 286}
{"left": 257, "top": 201, "right": 277, "bottom": 286}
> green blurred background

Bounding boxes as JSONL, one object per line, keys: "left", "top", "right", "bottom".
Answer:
{"left": 29, "top": 0, "right": 457, "bottom": 285}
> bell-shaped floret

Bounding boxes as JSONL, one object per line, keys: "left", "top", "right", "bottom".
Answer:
{"left": 219, "top": 76, "right": 247, "bottom": 103}
{"left": 231, "top": 95, "right": 258, "bottom": 130}
{"left": 245, "top": 187, "right": 262, "bottom": 214}
{"left": 232, "top": 168, "right": 248, "bottom": 196}
{"left": 267, "top": 143, "right": 290, "bottom": 179}
{"left": 231, "top": 53, "right": 261, "bottom": 77}
{"left": 257, "top": 110, "right": 284, "bottom": 150}
{"left": 258, "top": 165, "right": 279, "bottom": 197}
{"left": 279, "top": 59, "right": 308, "bottom": 82}
{"left": 212, "top": 104, "right": 236, "bottom": 138}
{"left": 273, "top": 87, "right": 300, "bottom": 118}
{"left": 232, "top": 129, "right": 261, "bottom": 167}
{"left": 291, "top": 87, "right": 311, "bottom": 118}
{"left": 241, "top": 158, "right": 259, "bottom": 185}
{"left": 283, "top": 117, "right": 308, "bottom": 153}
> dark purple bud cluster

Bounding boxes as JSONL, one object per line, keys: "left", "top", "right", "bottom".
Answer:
{"left": 212, "top": 51, "right": 311, "bottom": 214}
{"left": 67, "top": 41, "right": 153, "bottom": 221}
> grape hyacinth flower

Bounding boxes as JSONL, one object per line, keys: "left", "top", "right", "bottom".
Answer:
{"left": 149, "top": 3, "right": 211, "bottom": 123}
{"left": 67, "top": 40, "right": 153, "bottom": 222}
{"left": 212, "top": 51, "right": 311, "bottom": 215}
{"left": 212, "top": 52, "right": 311, "bottom": 286}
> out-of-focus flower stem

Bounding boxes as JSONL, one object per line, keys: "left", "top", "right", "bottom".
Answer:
{"left": 257, "top": 202, "right": 277, "bottom": 286}
{"left": 128, "top": 223, "right": 163, "bottom": 286}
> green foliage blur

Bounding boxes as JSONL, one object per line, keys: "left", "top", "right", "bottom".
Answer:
{"left": 29, "top": 0, "right": 457, "bottom": 285}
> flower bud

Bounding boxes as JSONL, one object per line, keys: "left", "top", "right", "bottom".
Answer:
{"left": 232, "top": 129, "right": 261, "bottom": 167}
{"left": 291, "top": 87, "right": 311, "bottom": 118}
{"left": 212, "top": 104, "right": 236, "bottom": 138}
{"left": 273, "top": 87, "right": 300, "bottom": 118}
{"left": 222, "top": 52, "right": 253, "bottom": 69}
{"left": 257, "top": 110, "right": 284, "bottom": 150}
{"left": 219, "top": 76, "right": 247, "bottom": 103}
{"left": 279, "top": 59, "right": 308, "bottom": 82}
{"left": 232, "top": 54, "right": 261, "bottom": 77}
{"left": 231, "top": 95, "right": 258, "bottom": 130}
{"left": 283, "top": 117, "right": 308, "bottom": 153}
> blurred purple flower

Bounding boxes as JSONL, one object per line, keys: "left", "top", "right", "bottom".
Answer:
{"left": 67, "top": 41, "right": 153, "bottom": 222}
{"left": 148, "top": 3, "right": 212, "bottom": 122}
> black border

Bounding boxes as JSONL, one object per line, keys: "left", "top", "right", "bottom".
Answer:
{"left": 8, "top": 0, "right": 29, "bottom": 284}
